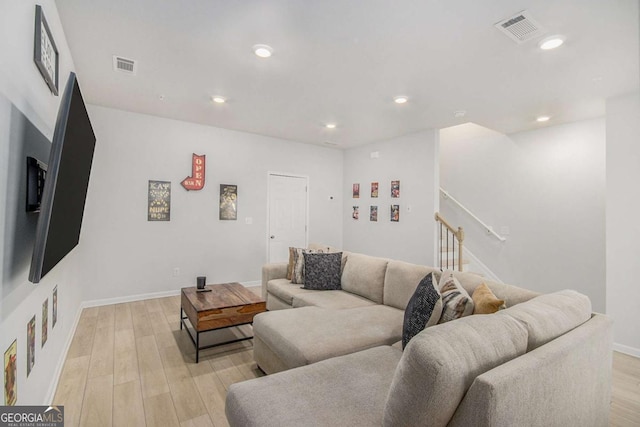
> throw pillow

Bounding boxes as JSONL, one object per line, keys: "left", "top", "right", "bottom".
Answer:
{"left": 402, "top": 273, "right": 443, "bottom": 349}
{"left": 438, "top": 270, "right": 474, "bottom": 324}
{"left": 290, "top": 248, "right": 324, "bottom": 284}
{"left": 286, "top": 247, "right": 297, "bottom": 280}
{"left": 302, "top": 252, "right": 343, "bottom": 290}
{"left": 472, "top": 283, "right": 506, "bottom": 314}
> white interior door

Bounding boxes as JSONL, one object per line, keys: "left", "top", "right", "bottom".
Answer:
{"left": 268, "top": 174, "right": 308, "bottom": 263}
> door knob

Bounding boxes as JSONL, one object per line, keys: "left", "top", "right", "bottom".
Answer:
{"left": 270, "top": 235, "right": 275, "bottom": 239}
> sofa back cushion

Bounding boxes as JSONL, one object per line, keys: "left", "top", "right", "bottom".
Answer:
{"left": 383, "top": 260, "right": 441, "bottom": 310}
{"left": 383, "top": 314, "right": 528, "bottom": 427}
{"left": 341, "top": 253, "right": 389, "bottom": 304}
{"left": 499, "top": 290, "right": 592, "bottom": 352}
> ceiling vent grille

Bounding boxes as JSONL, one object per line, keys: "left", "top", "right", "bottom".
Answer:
{"left": 495, "top": 10, "right": 546, "bottom": 44}
{"left": 112, "top": 56, "right": 137, "bottom": 75}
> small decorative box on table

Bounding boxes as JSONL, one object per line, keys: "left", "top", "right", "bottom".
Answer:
{"left": 180, "top": 282, "right": 266, "bottom": 362}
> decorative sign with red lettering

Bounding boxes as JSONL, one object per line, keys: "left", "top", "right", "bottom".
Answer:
{"left": 181, "top": 153, "right": 206, "bottom": 191}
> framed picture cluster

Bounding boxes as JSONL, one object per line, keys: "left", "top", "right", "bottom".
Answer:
{"left": 4, "top": 286, "right": 58, "bottom": 405}
{"left": 352, "top": 180, "right": 401, "bottom": 222}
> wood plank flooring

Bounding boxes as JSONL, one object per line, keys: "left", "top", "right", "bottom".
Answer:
{"left": 54, "top": 293, "right": 640, "bottom": 426}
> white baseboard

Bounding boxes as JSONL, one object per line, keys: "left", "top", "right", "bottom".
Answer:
{"left": 45, "top": 302, "right": 84, "bottom": 404}
{"left": 82, "top": 281, "right": 262, "bottom": 308}
{"left": 82, "top": 289, "right": 181, "bottom": 308}
{"left": 613, "top": 342, "right": 640, "bottom": 358}
{"left": 47, "top": 279, "right": 262, "bottom": 403}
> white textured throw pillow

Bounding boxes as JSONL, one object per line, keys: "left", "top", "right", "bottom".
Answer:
{"left": 438, "top": 270, "right": 474, "bottom": 323}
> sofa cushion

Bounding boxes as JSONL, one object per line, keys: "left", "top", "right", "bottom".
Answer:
{"left": 402, "top": 273, "right": 442, "bottom": 349}
{"left": 472, "top": 283, "right": 505, "bottom": 314}
{"left": 499, "top": 290, "right": 592, "bottom": 351}
{"left": 253, "top": 306, "right": 404, "bottom": 372}
{"left": 267, "top": 279, "right": 315, "bottom": 305}
{"left": 383, "top": 260, "right": 441, "bottom": 310}
{"left": 383, "top": 314, "right": 528, "bottom": 427}
{"left": 341, "top": 253, "right": 389, "bottom": 304}
{"left": 227, "top": 346, "right": 403, "bottom": 427}
{"left": 438, "top": 270, "right": 474, "bottom": 323}
{"left": 292, "top": 291, "right": 376, "bottom": 309}
{"left": 302, "top": 252, "right": 342, "bottom": 290}
{"left": 452, "top": 271, "right": 539, "bottom": 307}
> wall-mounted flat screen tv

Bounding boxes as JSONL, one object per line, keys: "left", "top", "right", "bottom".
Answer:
{"left": 29, "top": 72, "right": 96, "bottom": 283}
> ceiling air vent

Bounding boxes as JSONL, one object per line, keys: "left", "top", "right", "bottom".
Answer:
{"left": 494, "top": 10, "right": 546, "bottom": 44}
{"left": 112, "top": 56, "right": 137, "bottom": 75}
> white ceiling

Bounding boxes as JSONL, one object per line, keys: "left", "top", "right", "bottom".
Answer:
{"left": 55, "top": 0, "right": 639, "bottom": 148}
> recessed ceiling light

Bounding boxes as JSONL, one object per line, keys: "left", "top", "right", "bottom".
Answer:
{"left": 536, "top": 115, "right": 551, "bottom": 122}
{"left": 253, "top": 44, "right": 273, "bottom": 58}
{"left": 325, "top": 123, "right": 336, "bottom": 129}
{"left": 394, "top": 96, "right": 408, "bottom": 104}
{"left": 538, "top": 35, "right": 565, "bottom": 50}
{"left": 211, "top": 96, "right": 226, "bottom": 104}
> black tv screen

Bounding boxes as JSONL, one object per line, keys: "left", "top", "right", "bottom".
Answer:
{"left": 29, "top": 72, "right": 96, "bottom": 283}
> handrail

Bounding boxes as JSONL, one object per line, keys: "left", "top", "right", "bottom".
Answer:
{"left": 434, "top": 212, "right": 464, "bottom": 272}
{"left": 439, "top": 188, "right": 506, "bottom": 242}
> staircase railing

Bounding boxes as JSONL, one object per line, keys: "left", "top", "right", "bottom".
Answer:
{"left": 434, "top": 212, "right": 464, "bottom": 272}
{"left": 439, "top": 188, "right": 506, "bottom": 241}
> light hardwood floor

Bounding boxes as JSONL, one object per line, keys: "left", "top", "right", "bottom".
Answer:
{"left": 54, "top": 294, "right": 640, "bottom": 427}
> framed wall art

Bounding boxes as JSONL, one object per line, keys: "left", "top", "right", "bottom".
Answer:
{"left": 391, "top": 180, "right": 400, "bottom": 198}
{"left": 34, "top": 5, "right": 59, "bottom": 95}
{"left": 220, "top": 184, "right": 238, "bottom": 220}
{"left": 391, "top": 204, "right": 400, "bottom": 222}
{"left": 352, "top": 183, "right": 360, "bottom": 198}
{"left": 371, "top": 182, "right": 378, "bottom": 198}
{"left": 52, "top": 286, "right": 58, "bottom": 329}
{"left": 370, "top": 206, "right": 378, "bottom": 222}
{"left": 27, "top": 315, "right": 36, "bottom": 377}
{"left": 352, "top": 206, "right": 360, "bottom": 220}
{"left": 148, "top": 180, "right": 171, "bottom": 221}
{"left": 42, "top": 298, "right": 48, "bottom": 348}
{"left": 4, "top": 339, "right": 17, "bottom": 406}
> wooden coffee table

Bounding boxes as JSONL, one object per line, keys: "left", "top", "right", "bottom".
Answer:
{"left": 180, "top": 282, "right": 266, "bottom": 362}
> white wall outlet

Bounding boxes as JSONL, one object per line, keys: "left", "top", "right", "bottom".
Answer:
{"left": 370, "top": 151, "right": 380, "bottom": 159}
{"left": 173, "top": 267, "right": 180, "bottom": 276}
{"left": 500, "top": 226, "right": 511, "bottom": 236}
{"left": 245, "top": 217, "right": 253, "bottom": 225}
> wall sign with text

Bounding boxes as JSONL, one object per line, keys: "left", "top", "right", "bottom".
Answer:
{"left": 181, "top": 153, "right": 206, "bottom": 191}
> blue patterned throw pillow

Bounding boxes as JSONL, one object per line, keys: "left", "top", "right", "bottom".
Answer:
{"left": 302, "top": 252, "right": 342, "bottom": 290}
{"left": 402, "top": 272, "right": 443, "bottom": 349}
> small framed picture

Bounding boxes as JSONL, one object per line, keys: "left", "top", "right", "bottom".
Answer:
{"left": 391, "top": 205, "right": 400, "bottom": 222}
{"left": 370, "top": 206, "right": 378, "bottom": 222}
{"left": 352, "top": 206, "right": 359, "bottom": 220}
{"left": 391, "top": 180, "right": 400, "bottom": 198}
{"left": 352, "top": 183, "right": 360, "bottom": 198}
{"left": 27, "top": 315, "right": 36, "bottom": 377}
{"left": 34, "top": 5, "right": 59, "bottom": 95}
{"left": 4, "top": 340, "right": 17, "bottom": 406}
{"left": 220, "top": 184, "right": 238, "bottom": 220}
{"left": 371, "top": 182, "right": 378, "bottom": 198}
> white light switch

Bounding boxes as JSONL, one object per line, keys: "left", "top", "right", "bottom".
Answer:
{"left": 245, "top": 217, "right": 253, "bottom": 225}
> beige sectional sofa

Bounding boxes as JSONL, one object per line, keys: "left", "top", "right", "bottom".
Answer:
{"left": 226, "top": 247, "right": 613, "bottom": 426}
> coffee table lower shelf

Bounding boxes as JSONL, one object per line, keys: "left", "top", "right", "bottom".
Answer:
{"left": 180, "top": 310, "right": 254, "bottom": 363}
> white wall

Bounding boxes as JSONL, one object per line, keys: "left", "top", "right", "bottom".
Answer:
{"left": 79, "top": 106, "right": 343, "bottom": 301}
{"left": 440, "top": 119, "right": 606, "bottom": 312}
{"left": 342, "top": 130, "right": 439, "bottom": 265}
{"left": 606, "top": 91, "right": 640, "bottom": 356}
{"left": 0, "top": 0, "right": 85, "bottom": 404}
